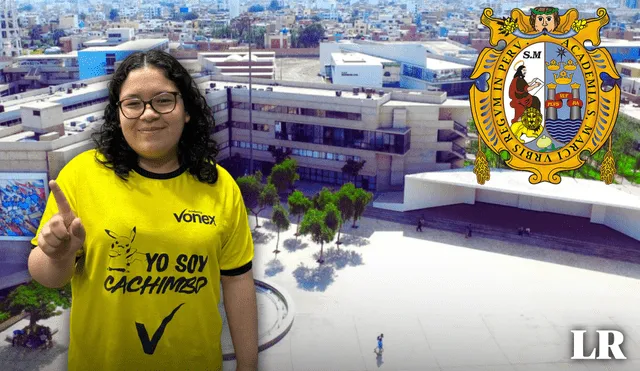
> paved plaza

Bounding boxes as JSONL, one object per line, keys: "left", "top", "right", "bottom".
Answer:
{"left": 2, "top": 215, "right": 640, "bottom": 371}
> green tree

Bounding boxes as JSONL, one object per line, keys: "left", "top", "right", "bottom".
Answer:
{"left": 250, "top": 27, "right": 266, "bottom": 47}
{"left": 52, "top": 29, "right": 66, "bottom": 45}
{"left": 6, "top": 281, "right": 71, "bottom": 332}
{"left": 268, "top": 0, "right": 282, "bottom": 11}
{"left": 299, "top": 23, "right": 325, "bottom": 47}
{"left": 109, "top": 9, "right": 119, "bottom": 21}
{"left": 311, "top": 15, "right": 321, "bottom": 22}
{"left": 484, "top": 148, "right": 506, "bottom": 169}
{"left": 299, "top": 208, "right": 335, "bottom": 264}
{"left": 29, "top": 25, "right": 42, "bottom": 44}
{"left": 256, "top": 183, "right": 279, "bottom": 228}
{"left": 184, "top": 12, "right": 199, "bottom": 21}
{"left": 231, "top": 17, "right": 251, "bottom": 39}
{"left": 79, "top": 13, "right": 87, "bottom": 22}
{"left": 271, "top": 204, "right": 290, "bottom": 254}
{"left": 335, "top": 183, "right": 356, "bottom": 245}
{"left": 323, "top": 203, "right": 342, "bottom": 245}
{"left": 212, "top": 25, "right": 231, "bottom": 38}
{"left": 342, "top": 159, "right": 366, "bottom": 183}
{"left": 268, "top": 146, "right": 292, "bottom": 164}
{"left": 268, "top": 158, "right": 299, "bottom": 194}
{"left": 290, "top": 28, "right": 299, "bottom": 48}
{"left": 312, "top": 187, "right": 336, "bottom": 210}
{"left": 237, "top": 171, "right": 278, "bottom": 228}
{"left": 288, "top": 190, "right": 313, "bottom": 237}
{"left": 351, "top": 187, "right": 373, "bottom": 228}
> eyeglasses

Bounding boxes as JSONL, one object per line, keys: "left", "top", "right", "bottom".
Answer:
{"left": 117, "top": 92, "right": 182, "bottom": 119}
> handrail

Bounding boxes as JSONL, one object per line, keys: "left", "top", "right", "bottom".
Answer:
{"left": 453, "top": 120, "right": 468, "bottom": 135}
{"left": 452, "top": 142, "right": 465, "bottom": 156}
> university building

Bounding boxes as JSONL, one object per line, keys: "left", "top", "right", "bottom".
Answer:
{"left": 0, "top": 75, "right": 470, "bottom": 193}
{"left": 203, "top": 76, "right": 471, "bottom": 191}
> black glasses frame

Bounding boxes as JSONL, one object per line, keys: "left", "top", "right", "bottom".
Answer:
{"left": 117, "top": 92, "right": 182, "bottom": 119}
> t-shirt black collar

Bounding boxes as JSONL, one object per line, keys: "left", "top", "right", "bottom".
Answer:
{"left": 133, "top": 163, "right": 188, "bottom": 180}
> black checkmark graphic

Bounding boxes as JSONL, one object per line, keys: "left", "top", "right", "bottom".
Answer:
{"left": 135, "top": 303, "right": 185, "bottom": 355}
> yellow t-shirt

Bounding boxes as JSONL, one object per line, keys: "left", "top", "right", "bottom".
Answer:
{"left": 31, "top": 149, "right": 254, "bottom": 371}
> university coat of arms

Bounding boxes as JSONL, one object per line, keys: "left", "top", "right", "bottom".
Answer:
{"left": 470, "top": 7, "right": 620, "bottom": 184}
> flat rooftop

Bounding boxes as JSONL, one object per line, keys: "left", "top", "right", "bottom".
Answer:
{"left": 600, "top": 38, "right": 640, "bottom": 47}
{"left": 332, "top": 52, "right": 392, "bottom": 66}
{"left": 422, "top": 40, "right": 471, "bottom": 54}
{"left": 425, "top": 58, "right": 472, "bottom": 70}
{"left": 618, "top": 62, "right": 640, "bottom": 69}
{"left": 21, "top": 101, "right": 61, "bottom": 109}
{"left": 82, "top": 38, "right": 169, "bottom": 51}
{"left": 383, "top": 98, "right": 469, "bottom": 108}
{"left": 16, "top": 51, "right": 78, "bottom": 60}
{"left": 0, "top": 81, "right": 110, "bottom": 114}
{"left": 407, "top": 166, "right": 640, "bottom": 211}
{"left": 200, "top": 80, "right": 388, "bottom": 101}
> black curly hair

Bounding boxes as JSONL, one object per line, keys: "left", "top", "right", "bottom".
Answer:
{"left": 92, "top": 50, "right": 218, "bottom": 184}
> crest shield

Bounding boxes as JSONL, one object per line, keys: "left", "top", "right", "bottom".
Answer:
{"left": 470, "top": 7, "right": 620, "bottom": 184}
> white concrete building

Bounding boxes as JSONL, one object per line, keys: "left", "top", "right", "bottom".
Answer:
{"left": 141, "top": 5, "right": 162, "bottom": 19}
{"left": 0, "top": 0, "right": 21, "bottom": 57}
{"left": 105, "top": 28, "right": 135, "bottom": 43}
{"left": 229, "top": 0, "right": 240, "bottom": 20}
{"left": 2, "top": 52, "right": 80, "bottom": 92}
{"left": 204, "top": 76, "right": 470, "bottom": 191}
{"left": 373, "top": 167, "right": 640, "bottom": 242}
{"left": 199, "top": 52, "right": 276, "bottom": 80}
{"left": 59, "top": 14, "right": 78, "bottom": 30}
{"left": 329, "top": 52, "right": 387, "bottom": 88}
{"left": 320, "top": 41, "right": 477, "bottom": 98}
{"left": 0, "top": 73, "right": 470, "bottom": 192}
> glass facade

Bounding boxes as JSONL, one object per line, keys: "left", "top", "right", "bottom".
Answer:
{"left": 402, "top": 64, "right": 473, "bottom": 83}
{"left": 213, "top": 122, "right": 228, "bottom": 133}
{"left": 232, "top": 102, "right": 362, "bottom": 121}
{"left": 297, "top": 166, "right": 376, "bottom": 191}
{"left": 231, "top": 121, "right": 270, "bottom": 132}
{"left": 231, "top": 141, "right": 362, "bottom": 162}
{"left": 212, "top": 102, "right": 227, "bottom": 113}
{"left": 274, "top": 121, "right": 410, "bottom": 154}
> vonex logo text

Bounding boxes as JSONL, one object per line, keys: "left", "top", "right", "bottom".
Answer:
{"left": 571, "top": 330, "right": 627, "bottom": 360}
{"left": 173, "top": 209, "right": 216, "bottom": 226}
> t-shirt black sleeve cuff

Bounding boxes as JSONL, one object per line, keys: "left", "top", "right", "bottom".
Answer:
{"left": 220, "top": 261, "right": 252, "bottom": 276}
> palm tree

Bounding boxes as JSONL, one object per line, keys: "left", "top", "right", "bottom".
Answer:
{"left": 271, "top": 204, "right": 290, "bottom": 254}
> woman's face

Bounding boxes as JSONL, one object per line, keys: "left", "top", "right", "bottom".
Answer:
{"left": 117, "top": 67, "right": 190, "bottom": 163}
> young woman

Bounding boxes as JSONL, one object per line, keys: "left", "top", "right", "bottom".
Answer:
{"left": 28, "top": 50, "right": 258, "bottom": 371}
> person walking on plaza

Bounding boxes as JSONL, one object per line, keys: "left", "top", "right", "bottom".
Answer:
{"left": 374, "top": 333, "right": 384, "bottom": 354}
{"left": 416, "top": 217, "right": 423, "bottom": 232}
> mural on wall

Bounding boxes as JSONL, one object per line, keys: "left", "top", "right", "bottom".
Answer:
{"left": 0, "top": 172, "right": 48, "bottom": 241}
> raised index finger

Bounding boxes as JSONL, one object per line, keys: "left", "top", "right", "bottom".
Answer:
{"left": 49, "top": 180, "right": 74, "bottom": 221}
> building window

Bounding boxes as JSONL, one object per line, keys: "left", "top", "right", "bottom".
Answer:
{"left": 106, "top": 53, "right": 116, "bottom": 66}
{"left": 231, "top": 101, "right": 361, "bottom": 121}
{"left": 275, "top": 121, "right": 410, "bottom": 154}
{"left": 33, "top": 110, "right": 40, "bottom": 116}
